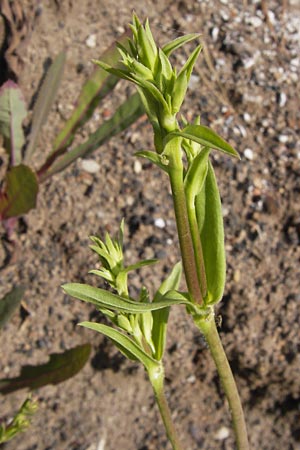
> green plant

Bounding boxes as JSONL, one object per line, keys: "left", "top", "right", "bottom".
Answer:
{"left": 64, "top": 15, "right": 249, "bottom": 450}
{"left": 0, "top": 396, "right": 38, "bottom": 444}
{"left": 0, "top": 33, "right": 143, "bottom": 233}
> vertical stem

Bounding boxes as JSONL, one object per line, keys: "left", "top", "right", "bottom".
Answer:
{"left": 148, "top": 365, "right": 184, "bottom": 450}
{"left": 167, "top": 138, "right": 203, "bottom": 304}
{"left": 195, "top": 312, "right": 250, "bottom": 450}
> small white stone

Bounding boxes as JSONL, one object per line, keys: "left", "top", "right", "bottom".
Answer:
{"left": 278, "top": 92, "right": 287, "bottom": 107}
{"left": 215, "top": 426, "right": 230, "bottom": 441}
{"left": 186, "top": 374, "right": 196, "bottom": 383}
{"left": 166, "top": 238, "right": 173, "bottom": 245}
{"left": 279, "top": 135, "right": 289, "bottom": 144}
{"left": 134, "top": 160, "right": 142, "bottom": 174}
{"left": 244, "top": 148, "right": 254, "bottom": 160}
{"left": 154, "top": 218, "right": 166, "bottom": 229}
{"left": 243, "top": 112, "right": 251, "bottom": 123}
{"left": 80, "top": 159, "right": 100, "bottom": 173}
{"left": 86, "top": 34, "right": 97, "bottom": 48}
{"left": 211, "top": 27, "right": 219, "bottom": 42}
{"left": 246, "top": 16, "right": 263, "bottom": 28}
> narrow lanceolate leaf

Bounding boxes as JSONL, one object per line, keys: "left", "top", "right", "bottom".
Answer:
{"left": 162, "top": 33, "right": 200, "bottom": 57}
{"left": 0, "top": 165, "right": 39, "bottom": 220}
{"left": 135, "top": 150, "right": 169, "bottom": 172}
{"left": 39, "top": 93, "right": 144, "bottom": 181}
{"left": 178, "top": 45, "right": 202, "bottom": 83}
{"left": 184, "top": 147, "right": 210, "bottom": 205}
{"left": 25, "top": 52, "right": 66, "bottom": 161}
{"left": 80, "top": 322, "right": 158, "bottom": 370}
{"left": 123, "top": 259, "right": 158, "bottom": 273}
{"left": 195, "top": 161, "right": 226, "bottom": 305}
{"left": 0, "top": 286, "right": 25, "bottom": 329}
{"left": 0, "top": 344, "right": 91, "bottom": 395}
{"left": 0, "top": 80, "right": 27, "bottom": 165}
{"left": 152, "top": 262, "right": 182, "bottom": 360}
{"left": 62, "top": 283, "right": 190, "bottom": 313}
{"left": 167, "top": 124, "right": 240, "bottom": 159}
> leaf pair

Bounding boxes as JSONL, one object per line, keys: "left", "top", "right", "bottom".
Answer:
{"left": 63, "top": 261, "right": 185, "bottom": 366}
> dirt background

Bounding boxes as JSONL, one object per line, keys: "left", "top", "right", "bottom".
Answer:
{"left": 1, "top": 0, "right": 300, "bottom": 449}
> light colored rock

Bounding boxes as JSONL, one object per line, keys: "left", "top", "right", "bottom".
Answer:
{"left": 80, "top": 159, "right": 100, "bottom": 173}
{"left": 215, "top": 426, "right": 230, "bottom": 440}
{"left": 86, "top": 34, "right": 97, "bottom": 48}
{"left": 154, "top": 218, "right": 166, "bottom": 229}
{"left": 244, "top": 148, "right": 254, "bottom": 160}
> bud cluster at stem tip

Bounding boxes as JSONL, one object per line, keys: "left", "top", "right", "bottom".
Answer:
{"left": 93, "top": 13, "right": 202, "bottom": 152}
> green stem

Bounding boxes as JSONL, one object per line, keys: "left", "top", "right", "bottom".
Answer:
{"left": 148, "top": 364, "right": 184, "bottom": 450}
{"left": 195, "top": 311, "right": 250, "bottom": 450}
{"left": 167, "top": 139, "right": 203, "bottom": 304}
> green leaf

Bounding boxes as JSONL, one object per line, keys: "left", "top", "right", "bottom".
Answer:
{"left": 195, "top": 161, "right": 226, "bottom": 305}
{"left": 167, "top": 124, "right": 240, "bottom": 159}
{"left": 0, "top": 165, "right": 39, "bottom": 220}
{"left": 79, "top": 322, "right": 158, "bottom": 370}
{"left": 0, "top": 80, "right": 27, "bottom": 165}
{"left": 40, "top": 93, "right": 144, "bottom": 180}
{"left": 135, "top": 150, "right": 169, "bottom": 172}
{"left": 178, "top": 45, "right": 202, "bottom": 83}
{"left": 162, "top": 33, "right": 200, "bottom": 57}
{"left": 184, "top": 147, "right": 210, "bottom": 205}
{"left": 152, "top": 262, "right": 182, "bottom": 360}
{"left": 0, "top": 286, "right": 25, "bottom": 330}
{"left": 25, "top": 52, "right": 66, "bottom": 161}
{"left": 123, "top": 259, "right": 158, "bottom": 273}
{"left": 0, "top": 344, "right": 91, "bottom": 395}
{"left": 62, "top": 283, "right": 190, "bottom": 313}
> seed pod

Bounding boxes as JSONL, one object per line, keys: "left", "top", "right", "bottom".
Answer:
{"left": 195, "top": 160, "right": 226, "bottom": 305}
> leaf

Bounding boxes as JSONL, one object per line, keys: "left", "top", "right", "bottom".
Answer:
{"left": 135, "top": 150, "right": 169, "bottom": 172}
{"left": 39, "top": 93, "right": 144, "bottom": 180}
{"left": 25, "top": 52, "right": 66, "bottom": 161}
{"left": 0, "top": 80, "right": 27, "bottom": 165}
{"left": 195, "top": 161, "right": 226, "bottom": 305}
{"left": 0, "top": 165, "right": 39, "bottom": 220}
{"left": 0, "top": 344, "right": 91, "bottom": 395}
{"left": 162, "top": 33, "right": 200, "bottom": 57}
{"left": 184, "top": 147, "right": 210, "bottom": 205}
{"left": 62, "top": 283, "right": 190, "bottom": 313}
{"left": 167, "top": 124, "right": 240, "bottom": 159}
{"left": 80, "top": 322, "right": 158, "bottom": 370}
{"left": 0, "top": 286, "right": 25, "bottom": 330}
{"left": 50, "top": 32, "right": 132, "bottom": 156}
{"left": 123, "top": 259, "right": 158, "bottom": 273}
{"left": 152, "top": 262, "right": 182, "bottom": 360}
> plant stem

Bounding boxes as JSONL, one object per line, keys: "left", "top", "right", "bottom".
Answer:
{"left": 195, "top": 312, "right": 250, "bottom": 450}
{"left": 148, "top": 364, "right": 184, "bottom": 450}
{"left": 167, "top": 139, "right": 203, "bottom": 304}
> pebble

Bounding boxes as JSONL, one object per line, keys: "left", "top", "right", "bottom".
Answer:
{"left": 186, "top": 374, "right": 196, "bottom": 383}
{"left": 154, "top": 218, "right": 166, "bottom": 229}
{"left": 246, "top": 16, "right": 263, "bottom": 28}
{"left": 80, "top": 159, "right": 100, "bottom": 174}
{"left": 243, "top": 112, "right": 251, "bottom": 123}
{"left": 244, "top": 148, "right": 254, "bottom": 160}
{"left": 215, "top": 426, "right": 230, "bottom": 440}
{"left": 86, "top": 34, "right": 97, "bottom": 48}
{"left": 278, "top": 135, "right": 289, "bottom": 144}
{"left": 278, "top": 92, "right": 287, "bottom": 107}
{"left": 134, "top": 160, "right": 142, "bottom": 174}
{"left": 211, "top": 27, "right": 219, "bottom": 42}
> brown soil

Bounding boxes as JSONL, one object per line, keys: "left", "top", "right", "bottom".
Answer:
{"left": 1, "top": 1, "right": 300, "bottom": 449}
